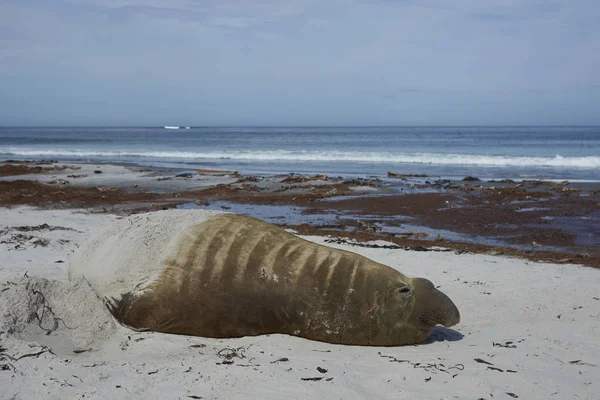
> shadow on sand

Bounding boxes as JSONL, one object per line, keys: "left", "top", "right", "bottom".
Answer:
{"left": 421, "top": 326, "right": 464, "bottom": 345}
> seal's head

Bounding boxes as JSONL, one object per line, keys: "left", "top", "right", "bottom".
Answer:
{"left": 388, "top": 277, "right": 460, "bottom": 345}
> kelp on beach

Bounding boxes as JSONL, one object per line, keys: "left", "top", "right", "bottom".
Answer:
{"left": 1, "top": 161, "right": 599, "bottom": 268}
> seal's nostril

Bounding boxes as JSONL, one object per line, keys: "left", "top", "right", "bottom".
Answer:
{"left": 398, "top": 287, "right": 411, "bottom": 294}
{"left": 440, "top": 298, "right": 460, "bottom": 327}
{"left": 411, "top": 279, "right": 460, "bottom": 329}
{"left": 447, "top": 307, "right": 461, "bottom": 326}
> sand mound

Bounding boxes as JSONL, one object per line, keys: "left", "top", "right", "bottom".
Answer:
{"left": 69, "top": 209, "right": 225, "bottom": 303}
{"left": 3, "top": 210, "right": 227, "bottom": 359}
{"left": 0, "top": 276, "right": 115, "bottom": 356}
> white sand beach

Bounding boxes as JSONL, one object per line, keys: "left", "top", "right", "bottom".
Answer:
{"left": 1, "top": 207, "right": 599, "bottom": 399}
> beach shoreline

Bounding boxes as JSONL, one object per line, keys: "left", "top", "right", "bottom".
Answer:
{"left": 1, "top": 160, "right": 599, "bottom": 268}
{"left": 1, "top": 160, "right": 599, "bottom": 398}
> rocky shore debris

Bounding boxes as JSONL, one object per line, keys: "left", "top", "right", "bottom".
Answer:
{"left": 2, "top": 159, "right": 57, "bottom": 165}
{"left": 387, "top": 171, "right": 428, "bottom": 179}
{"left": 356, "top": 220, "right": 379, "bottom": 233}
{"left": 493, "top": 340, "right": 520, "bottom": 349}
{"left": 216, "top": 347, "right": 246, "bottom": 365}
{"left": 1, "top": 343, "right": 54, "bottom": 367}
{"left": 0, "top": 224, "right": 75, "bottom": 250}
{"left": 377, "top": 352, "right": 465, "bottom": 378}
{"left": 0, "top": 162, "right": 81, "bottom": 177}
{"left": 28, "top": 286, "right": 74, "bottom": 335}
{"left": 236, "top": 175, "right": 261, "bottom": 183}
{"left": 342, "top": 178, "right": 379, "bottom": 187}
{"left": 0, "top": 164, "right": 44, "bottom": 177}
{"left": 197, "top": 169, "right": 239, "bottom": 176}
{"left": 239, "top": 183, "right": 260, "bottom": 192}
{"left": 3, "top": 223, "right": 78, "bottom": 233}
{"left": 282, "top": 174, "right": 328, "bottom": 183}
{"left": 323, "top": 238, "right": 458, "bottom": 253}
{"left": 1, "top": 162, "right": 599, "bottom": 268}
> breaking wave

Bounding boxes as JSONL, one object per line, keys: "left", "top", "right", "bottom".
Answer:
{"left": 2, "top": 149, "right": 599, "bottom": 169}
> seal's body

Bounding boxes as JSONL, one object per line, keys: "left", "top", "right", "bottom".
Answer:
{"left": 69, "top": 210, "right": 459, "bottom": 346}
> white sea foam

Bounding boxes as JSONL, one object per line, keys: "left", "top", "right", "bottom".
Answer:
{"left": 2, "top": 149, "right": 600, "bottom": 168}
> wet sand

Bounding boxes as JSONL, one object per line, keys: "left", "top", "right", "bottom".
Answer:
{"left": 1, "top": 160, "right": 599, "bottom": 268}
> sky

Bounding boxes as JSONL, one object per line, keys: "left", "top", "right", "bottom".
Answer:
{"left": 0, "top": 0, "right": 599, "bottom": 126}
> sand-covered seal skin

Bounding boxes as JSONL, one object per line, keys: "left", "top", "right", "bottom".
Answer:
{"left": 69, "top": 210, "right": 460, "bottom": 346}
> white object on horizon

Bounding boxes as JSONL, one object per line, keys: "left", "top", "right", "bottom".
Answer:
{"left": 164, "top": 126, "right": 180, "bottom": 130}
{"left": 185, "top": 126, "right": 191, "bottom": 129}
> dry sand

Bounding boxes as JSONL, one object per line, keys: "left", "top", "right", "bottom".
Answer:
{"left": 1, "top": 207, "right": 599, "bottom": 399}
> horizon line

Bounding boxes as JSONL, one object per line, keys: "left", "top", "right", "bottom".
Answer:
{"left": 2, "top": 125, "right": 600, "bottom": 129}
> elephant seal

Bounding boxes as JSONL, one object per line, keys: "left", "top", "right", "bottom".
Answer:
{"left": 69, "top": 210, "right": 459, "bottom": 346}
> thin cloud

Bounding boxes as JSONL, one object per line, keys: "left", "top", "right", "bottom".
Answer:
{"left": 469, "top": 12, "right": 514, "bottom": 21}
{"left": 0, "top": 0, "right": 599, "bottom": 125}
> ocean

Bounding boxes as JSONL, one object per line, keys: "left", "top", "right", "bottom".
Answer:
{"left": 1, "top": 126, "right": 599, "bottom": 181}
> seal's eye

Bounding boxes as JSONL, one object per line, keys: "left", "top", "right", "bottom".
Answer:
{"left": 398, "top": 287, "right": 411, "bottom": 294}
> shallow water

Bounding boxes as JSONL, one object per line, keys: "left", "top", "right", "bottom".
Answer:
{"left": 178, "top": 200, "right": 576, "bottom": 253}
